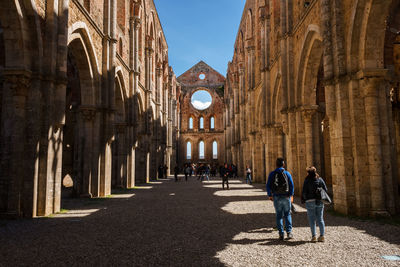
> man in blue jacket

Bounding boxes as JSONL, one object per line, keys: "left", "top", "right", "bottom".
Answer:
{"left": 266, "top": 158, "right": 294, "bottom": 240}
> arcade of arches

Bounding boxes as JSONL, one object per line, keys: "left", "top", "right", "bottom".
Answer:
{"left": 224, "top": 0, "right": 400, "bottom": 216}
{"left": 0, "top": 0, "right": 179, "bottom": 217}
{"left": 1, "top": 0, "right": 400, "bottom": 219}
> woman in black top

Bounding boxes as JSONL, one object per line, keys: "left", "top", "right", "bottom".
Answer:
{"left": 301, "top": 166, "right": 328, "bottom": 242}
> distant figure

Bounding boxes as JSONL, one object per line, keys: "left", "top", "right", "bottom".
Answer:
{"left": 203, "top": 164, "right": 210, "bottom": 182}
{"left": 222, "top": 163, "right": 230, "bottom": 190}
{"left": 184, "top": 164, "right": 191, "bottom": 182}
{"left": 174, "top": 165, "right": 180, "bottom": 182}
{"left": 233, "top": 164, "right": 238, "bottom": 178}
{"left": 266, "top": 158, "right": 294, "bottom": 241}
{"left": 301, "top": 166, "right": 328, "bottom": 243}
{"left": 163, "top": 164, "right": 168, "bottom": 179}
{"left": 158, "top": 165, "right": 163, "bottom": 179}
{"left": 245, "top": 165, "right": 252, "bottom": 185}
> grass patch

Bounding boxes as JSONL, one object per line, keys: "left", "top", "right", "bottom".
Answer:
{"left": 59, "top": 209, "right": 69, "bottom": 214}
{"left": 327, "top": 209, "right": 400, "bottom": 226}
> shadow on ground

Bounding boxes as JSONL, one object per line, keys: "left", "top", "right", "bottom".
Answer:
{"left": 0, "top": 176, "right": 399, "bottom": 266}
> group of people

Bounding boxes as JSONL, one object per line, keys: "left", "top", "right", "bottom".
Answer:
{"left": 172, "top": 158, "right": 328, "bottom": 243}
{"left": 157, "top": 165, "right": 169, "bottom": 180}
{"left": 266, "top": 157, "right": 328, "bottom": 242}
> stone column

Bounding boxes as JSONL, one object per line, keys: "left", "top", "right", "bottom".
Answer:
{"left": 127, "top": 140, "right": 138, "bottom": 188}
{"left": 1, "top": 72, "right": 30, "bottom": 217}
{"left": 361, "top": 76, "right": 387, "bottom": 215}
{"left": 303, "top": 106, "right": 318, "bottom": 167}
{"left": 247, "top": 46, "right": 255, "bottom": 90}
{"left": 145, "top": 47, "right": 154, "bottom": 105}
{"left": 80, "top": 107, "right": 96, "bottom": 198}
{"left": 115, "top": 123, "right": 127, "bottom": 188}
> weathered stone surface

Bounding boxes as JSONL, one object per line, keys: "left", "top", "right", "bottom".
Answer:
{"left": 225, "top": 0, "right": 400, "bottom": 216}
{"left": 0, "top": 0, "right": 178, "bottom": 218}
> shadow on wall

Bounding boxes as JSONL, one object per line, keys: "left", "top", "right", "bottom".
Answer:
{"left": 0, "top": 2, "right": 172, "bottom": 218}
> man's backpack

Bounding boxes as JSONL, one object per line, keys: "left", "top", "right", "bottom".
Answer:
{"left": 271, "top": 170, "right": 289, "bottom": 194}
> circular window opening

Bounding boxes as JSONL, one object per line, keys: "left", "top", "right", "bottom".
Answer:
{"left": 191, "top": 90, "right": 212, "bottom": 110}
{"left": 199, "top": 74, "right": 206, "bottom": 80}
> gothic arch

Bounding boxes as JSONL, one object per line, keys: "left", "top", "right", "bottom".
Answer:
{"left": 131, "top": 0, "right": 142, "bottom": 18}
{"left": 68, "top": 23, "right": 101, "bottom": 106}
{"left": 255, "top": 89, "right": 265, "bottom": 128}
{"left": 347, "top": 0, "right": 393, "bottom": 71}
{"left": 115, "top": 70, "right": 127, "bottom": 122}
{"left": 245, "top": 9, "right": 253, "bottom": 40}
{"left": 0, "top": 0, "right": 42, "bottom": 70}
{"left": 296, "top": 26, "right": 323, "bottom": 106}
{"left": 271, "top": 73, "right": 282, "bottom": 123}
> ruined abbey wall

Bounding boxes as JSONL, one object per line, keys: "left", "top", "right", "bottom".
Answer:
{"left": 0, "top": 0, "right": 179, "bottom": 218}
{"left": 225, "top": 0, "right": 400, "bottom": 216}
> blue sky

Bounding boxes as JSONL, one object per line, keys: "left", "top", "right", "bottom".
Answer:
{"left": 154, "top": 0, "right": 245, "bottom": 77}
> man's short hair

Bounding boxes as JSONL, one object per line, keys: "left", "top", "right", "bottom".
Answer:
{"left": 276, "top": 158, "right": 285, "bottom": 167}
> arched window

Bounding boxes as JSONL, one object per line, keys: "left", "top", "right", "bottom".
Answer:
{"left": 186, "top": 142, "right": 192, "bottom": 160}
{"left": 213, "top": 141, "right": 218, "bottom": 159}
{"left": 189, "top": 117, "right": 193, "bottom": 129}
{"left": 210, "top": 116, "right": 215, "bottom": 130}
{"left": 199, "top": 117, "right": 204, "bottom": 129}
{"left": 199, "top": 141, "right": 205, "bottom": 159}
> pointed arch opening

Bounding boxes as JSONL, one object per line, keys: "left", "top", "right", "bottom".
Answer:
{"left": 186, "top": 141, "right": 192, "bottom": 160}
{"left": 213, "top": 141, "right": 218, "bottom": 159}
{"left": 199, "top": 116, "right": 204, "bottom": 130}
{"left": 210, "top": 116, "right": 215, "bottom": 130}
{"left": 199, "top": 141, "right": 205, "bottom": 160}
{"left": 188, "top": 117, "right": 193, "bottom": 130}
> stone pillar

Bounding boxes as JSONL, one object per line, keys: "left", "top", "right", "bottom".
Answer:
{"left": 303, "top": 106, "right": 318, "bottom": 167}
{"left": 146, "top": 150, "right": 150, "bottom": 183}
{"left": 127, "top": 140, "right": 137, "bottom": 188}
{"left": 80, "top": 107, "right": 96, "bottom": 198}
{"left": 361, "top": 76, "right": 388, "bottom": 215}
{"left": 0, "top": 72, "right": 29, "bottom": 217}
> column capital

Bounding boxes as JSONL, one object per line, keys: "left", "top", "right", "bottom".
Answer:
{"left": 79, "top": 106, "right": 97, "bottom": 121}
{"left": 133, "top": 16, "right": 142, "bottom": 29}
{"left": 145, "top": 47, "right": 154, "bottom": 55}
{"left": 3, "top": 69, "right": 32, "bottom": 97}
{"left": 301, "top": 105, "right": 319, "bottom": 121}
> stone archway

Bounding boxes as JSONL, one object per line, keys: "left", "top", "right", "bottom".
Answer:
{"left": 135, "top": 95, "right": 147, "bottom": 184}
{"left": 111, "top": 73, "right": 127, "bottom": 189}
{"left": 0, "top": 0, "right": 40, "bottom": 217}
{"left": 63, "top": 32, "right": 98, "bottom": 200}
{"left": 297, "top": 28, "right": 331, "bottom": 193}
{"left": 347, "top": 0, "right": 400, "bottom": 215}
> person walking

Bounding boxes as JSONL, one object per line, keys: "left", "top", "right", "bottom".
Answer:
{"left": 184, "top": 164, "right": 191, "bottom": 182}
{"left": 301, "top": 166, "right": 328, "bottom": 242}
{"left": 174, "top": 165, "right": 180, "bottom": 182}
{"left": 266, "top": 158, "right": 294, "bottom": 241}
{"left": 222, "top": 163, "right": 230, "bottom": 189}
{"left": 245, "top": 165, "right": 252, "bottom": 184}
{"left": 204, "top": 164, "right": 210, "bottom": 182}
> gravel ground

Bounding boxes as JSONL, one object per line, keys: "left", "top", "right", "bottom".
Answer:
{"left": 0, "top": 176, "right": 399, "bottom": 267}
